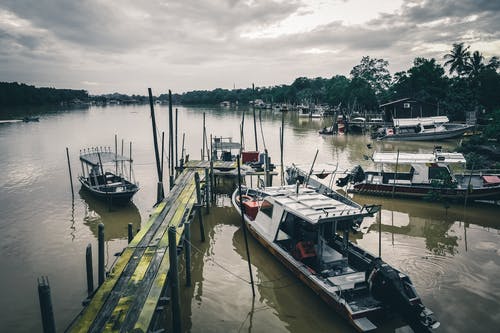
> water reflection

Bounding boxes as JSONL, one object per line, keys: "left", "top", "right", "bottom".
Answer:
{"left": 79, "top": 188, "right": 141, "bottom": 241}
{"left": 353, "top": 195, "right": 500, "bottom": 256}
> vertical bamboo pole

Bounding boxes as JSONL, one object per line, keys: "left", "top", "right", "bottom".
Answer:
{"left": 237, "top": 156, "right": 255, "bottom": 297}
{"left": 98, "top": 223, "right": 105, "bottom": 286}
{"left": 148, "top": 88, "right": 164, "bottom": 200}
{"left": 195, "top": 173, "right": 205, "bottom": 242}
{"left": 66, "top": 147, "right": 74, "bottom": 198}
{"left": 169, "top": 90, "right": 174, "bottom": 189}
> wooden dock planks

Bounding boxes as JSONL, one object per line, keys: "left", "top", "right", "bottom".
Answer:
{"left": 68, "top": 169, "right": 200, "bottom": 333}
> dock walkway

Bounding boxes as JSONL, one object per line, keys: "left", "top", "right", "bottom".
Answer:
{"left": 68, "top": 168, "right": 200, "bottom": 333}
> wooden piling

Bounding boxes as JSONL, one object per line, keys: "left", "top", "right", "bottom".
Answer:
{"left": 148, "top": 88, "right": 164, "bottom": 201}
{"left": 98, "top": 223, "right": 105, "bottom": 286}
{"left": 210, "top": 160, "right": 215, "bottom": 202}
{"left": 66, "top": 147, "right": 74, "bottom": 198}
{"left": 264, "top": 149, "right": 270, "bottom": 186}
{"left": 175, "top": 108, "right": 179, "bottom": 172}
{"left": 168, "top": 227, "right": 182, "bottom": 333}
{"left": 378, "top": 209, "right": 382, "bottom": 258}
{"left": 86, "top": 244, "right": 94, "bottom": 296}
{"left": 128, "top": 223, "right": 133, "bottom": 243}
{"left": 169, "top": 90, "right": 174, "bottom": 180}
{"left": 194, "top": 172, "right": 205, "bottom": 242}
{"left": 204, "top": 168, "right": 210, "bottom": 214}
{"left": 237, "top": 156, "right": 256, "bottom": 297}
{"left": 38, "top": 276, "right": 56, "bottom": 333}
{"left": 184, "top": 222, "right": 192, "bottom": 287}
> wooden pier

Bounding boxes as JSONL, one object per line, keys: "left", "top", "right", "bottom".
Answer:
{"left": 68, "top": 168, "right": 202, "bottom": 333}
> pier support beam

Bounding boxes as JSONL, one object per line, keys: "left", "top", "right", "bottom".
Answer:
{"left": 204, "top": 168, "right": 210, "bottom": 214}
{"left": 128, "top": 223, "right": 133, "bottom": 244}
{"left": 194, "top": 172, "right": 206, "bottom": 242}
{"left": 184, "top": 222, "right": 192, "bottom": 287}
{"left": 98, "top": 223, "right": 105, "bottom": 286}
{"left": 38, "top": 276, "right": 56, "bottom": 333}
{"left": 168, "top": 227, "right": 182, "bottom": 333}
{"left": 86, "top": 244, "right": 94, "bottom": 297}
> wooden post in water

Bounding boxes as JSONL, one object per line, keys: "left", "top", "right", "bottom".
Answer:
{"left": 378, "top": 209, "right": 382, "bottom": 258}
{"left": 280, "top": 112, "right": 285, "bottom": 186}
{"left": 114, "top": 134, "right": 118, "bottom": 175}
{"left": 128, "top": 223, "right": 133, "bottom": 243}
{"left": 175, "top": 108, "right": 179, "bottom": 173}
{"left": 148, "top": 88, "right": 164, "bottom": 202}
{"left": 264, "top": 149, "right": 270, "bottom": 186}
{"left": 204, "top": 168, "right": 210, "bottom": 214}
{"left": 184, "top": 222, "right": 192, "bottom": 287}
{"left": 98, "top": 223, "right": 105, "bottom": 286}
{"left": 202, "top": 113, "right": 206, "bottom": 160}
{"left": 168, "top": 226, "right": 182, "bottom": 333}
{"left": 66, "top": 147, "right": 74, "bottom": 198}
{"left": 210, "top": 160, "right": 215, "bottom": 202}
{"left": 194, "top": 173, "right": 206, "bottom": 242}
{"left": 237, "top": 156, "right": 256, "bottom": 297}
{"left": 37, "top": 276, "right": 56, "bottom": 333}
{"left": 169, "top": 90, "right": 175, "bottom": 190}
{"left": 86, "top": 244, "right": 94, "bottom": 296}
{"left": 253, "top": 104, "right": 258, "bottom": 151}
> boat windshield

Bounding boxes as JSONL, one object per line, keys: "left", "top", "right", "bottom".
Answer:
{"left": 259, "top": 199, "right": 273, "bottom": 218}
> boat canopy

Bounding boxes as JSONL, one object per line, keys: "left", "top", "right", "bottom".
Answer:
{"left": 372, "top": 151, "right": 466, "bottom": 164}
{"left": 213, "top": 137, "right": 241, "bottom": 150}
{"left": 263, "top": 186, "right": 378, "bottom": 225}
{"left": 393, "top": 116, "right": 449, "bottom": 127}
{"left": 80, "top": 151, "right": 130, "bottom": 167}
{"left": 290, "top": 163, "right": 341, "bottom": 176}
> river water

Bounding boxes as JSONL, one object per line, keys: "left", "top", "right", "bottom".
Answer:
{"left": 0, "top": 105, "right": 499, "bottom": 332}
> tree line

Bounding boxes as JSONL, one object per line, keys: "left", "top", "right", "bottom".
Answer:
{"left": 0, "top": 82, "right": 89, "bottom": 108}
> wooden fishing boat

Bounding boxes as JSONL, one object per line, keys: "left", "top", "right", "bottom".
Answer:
{"left": 232, "top": 184, "right": 439, "bottom": 332}
{"left": 339, "top": 147, "right": 500, "bottom": 202}
{"left": 373, "top": 116, "right": 473, "bottom": 141}
{"left": 78, "top": 147, "right": 139, "bottom": 205}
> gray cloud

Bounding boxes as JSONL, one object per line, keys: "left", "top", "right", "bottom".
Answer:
{"left": 0, "top": 0, "right": 498, "bottom": 94}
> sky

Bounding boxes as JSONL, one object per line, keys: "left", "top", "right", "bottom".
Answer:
{"left": 0, "top": 0, "right": 499, "bottom": 95}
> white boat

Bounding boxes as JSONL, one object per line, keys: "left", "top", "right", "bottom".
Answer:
{"left": 373, "top": 116, "right": 473, "bottom": 141}
{"left": 232, "top": 184, "right": 439, "bottom": 332}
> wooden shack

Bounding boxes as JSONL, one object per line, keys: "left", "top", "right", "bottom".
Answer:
{"left": 380, "top": 98, "right": 439, "bottom": 121}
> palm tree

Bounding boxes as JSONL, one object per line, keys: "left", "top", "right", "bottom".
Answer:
{"left": 465, "top": 51, "right": 485, "bottom": 78}
{"left": 443, "top": 42, "right": 470, "bottom": 76}
{"left": 487, "top": 56, "right": 499, "bottom": 71}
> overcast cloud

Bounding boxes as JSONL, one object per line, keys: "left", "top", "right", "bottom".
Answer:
{"left": 0, "top": 0, "right": 498, "bottom": 94}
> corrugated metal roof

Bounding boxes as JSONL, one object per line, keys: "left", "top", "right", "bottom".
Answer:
{"left": 372, "top": 151, "right": 466, "bottom": 164}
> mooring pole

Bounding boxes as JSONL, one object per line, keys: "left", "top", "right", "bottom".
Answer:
{"left": 148, "top": 88, "right": 164, "bottom": 202}
{"left": 237, "top": 156, "right": 256, "bottom": 297}
{"left": 98, "top": 223, "right": 105, "bottom": 286}
{"left": 280, "top": 112, "right": 285, "bottom": 185}
{"left": 204, "top": 168, "right": 210, "bottom": 214}
{"left": 37, "top": 276, "right": 56, "bottom": 333}
{"left": 184, "top": 222, "right": 192, "bottom": 287}
{"left": 115, "top": 134, "right": 118, "bottom": 175}
{"left": 253, "top": 105, "right": 258, "bottom": 151}
{"left": 169, "top": 90, "right": 175, "bottom": 190}
{"left": 168, "top": 227, "right": 182, "bottom": 333}
{"left": 264, "top": 149, "right": 270, "bottom": 186}
{"left": 86, "top": 244, "right": 94, "bottom": 296}
{"left": 378, "top": 209, "right": 382, "bottom": 258}
{"left": 391, "top": 149, "right": 400, "bottom": 199}
{"left": 66, "top": 147, "right": 74, "bottom": 198}
{"left": 161, "top": 131, "right": 166, "bottom": 196}
{"left": 175, "top": 108, "right": 179, "bottom": 173}
{"left": 202, "top": 113, "right": 206, "bottom": 160}
{"left": 128, "top": 223, "right": 133, "bottom": 243}
{"left": 210, "top": 160, "right": 215, "bottom": 202}
{"left": 194, "top": 172, "right": 206, "bottom": 242}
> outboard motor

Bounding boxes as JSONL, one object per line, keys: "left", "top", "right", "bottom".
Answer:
{"left": 336, "top": 165, "right": 365, "bottom": 187}
{"left": 366, "top": 258, "right": 439, "bottom": 332}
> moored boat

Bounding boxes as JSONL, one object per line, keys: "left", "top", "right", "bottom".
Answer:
{"left": 232, "top": 184, "right": 439, "bottom": 332}
{"left": 78, "top": 147, "right": 139, "bottom": 205}
{"left": 373, "top": 116, "right": 473, "bottom": 141}
{"left": 339, "top": 147, "right": 500, "bottom": 202}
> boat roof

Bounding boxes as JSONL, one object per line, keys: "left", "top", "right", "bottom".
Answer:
{"left": 290, "top": 163, "right": 341, "bottom": 176}
{"left": 372, "top": 151, "right": 466, "bottom": 164}
{"left": 393, "top": 116, "right": 449, "bottom": 127}
{"left": 262, "top": 185, "right": 379, "bottom": 225}
{"left": 80, "top": 151, "right": 131, "bottom": 167}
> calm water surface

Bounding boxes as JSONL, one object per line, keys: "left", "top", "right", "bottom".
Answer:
{"left": 0, "top": 105, "right": 499, "bottom": 332}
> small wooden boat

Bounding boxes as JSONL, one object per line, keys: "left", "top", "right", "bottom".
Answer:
{"left": 22, "top": 116, "right": 39, "bottom": 122}
{"left": 373, "top": 116, "right": 473, "bottom": 141}
{"left": 78, "top": 147, "right": 139, "bottom": 205}
{"left": 339, "top": 147, "right": 500, "bottom": 202}
{"left": 232, "top": 184, "right": 439, "bottom": 332}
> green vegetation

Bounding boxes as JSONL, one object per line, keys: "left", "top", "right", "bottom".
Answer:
{"left": 0, "top": 82, "right": 89, "bottom": 108}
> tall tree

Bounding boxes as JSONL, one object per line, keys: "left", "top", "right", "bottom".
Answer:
{"left": 350, "top": 56, "right": 391, "bottom": 96}
{"left": 443, "top": 42, "right": 470, "bottom": 77}
{"left": 465, "top": 50, "right": 485, "bottom": 78}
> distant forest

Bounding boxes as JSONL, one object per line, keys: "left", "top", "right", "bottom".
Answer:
{"left": 0, "top": 82, "right": 89, "bottom": 107}
{"left": 1, "top": 43, "right": 499, "bottom": 121}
